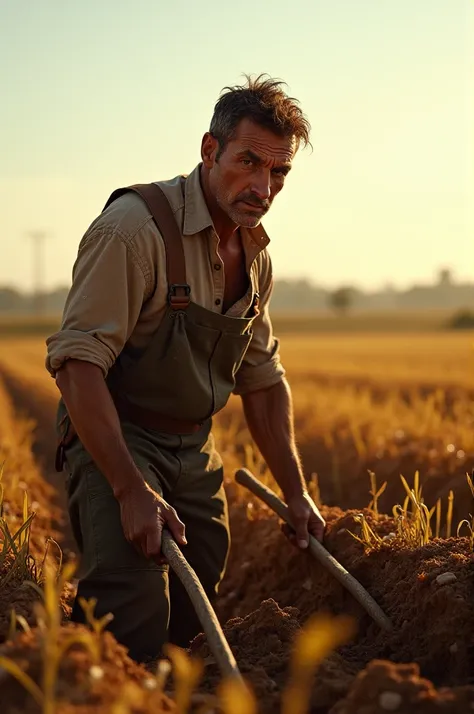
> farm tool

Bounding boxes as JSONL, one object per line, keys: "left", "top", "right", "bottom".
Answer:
{"left": 235, "top": 468, "right": 393, "bottom": 632}
{"left": 161, "top": 530, "right": 244, "bottom": 682}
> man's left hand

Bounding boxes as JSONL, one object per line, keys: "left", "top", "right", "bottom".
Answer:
{"left": 283, "top": 492, "right": 326, "bottom": 547}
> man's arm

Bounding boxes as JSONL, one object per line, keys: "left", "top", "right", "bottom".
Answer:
{"left": 241, "top": 378, "right": 305, "bottom": 499}
{"left": 241, "top": 378, "right": 325, "bottom": 545}
{"left": 48, "top": 207, "right": 186, "bottom": 561}
{"left": 57, "top": 360, "right": 143, "bottom": 496}
{"left": 57, "top": 360, "right": 186, "bottom": 561}
{"left": 234, "top": 249, "right": 325, "bottom": 543}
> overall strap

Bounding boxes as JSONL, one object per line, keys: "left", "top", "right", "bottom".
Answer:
{"left": 103, "top": 182, "right": 190, "bottom": 310}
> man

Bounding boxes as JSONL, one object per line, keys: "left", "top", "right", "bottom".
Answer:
{"left": 45, "top": 74, "right": 326, "bottom": 664}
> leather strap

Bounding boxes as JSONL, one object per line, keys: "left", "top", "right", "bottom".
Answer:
{"left": 53, "top": 181, "right": 200, "bottom": 474}
{"left": 103, "top": 181, "right": 190, "bottom": 310}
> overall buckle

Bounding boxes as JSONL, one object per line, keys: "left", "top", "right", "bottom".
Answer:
{"left": 168, "top": 283, "right": 191, "bottom": 310}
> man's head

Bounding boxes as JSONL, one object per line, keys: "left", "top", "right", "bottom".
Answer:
{"left": 201, "top": 74, "right": 311, "bottom": 228}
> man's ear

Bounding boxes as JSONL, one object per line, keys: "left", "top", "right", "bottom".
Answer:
{"left": 201, "top": 132, "right": 219, "bottom": 168}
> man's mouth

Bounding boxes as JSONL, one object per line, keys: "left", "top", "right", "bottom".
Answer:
{"left": 239, "top": 200, "right": 267, "bottom": 213}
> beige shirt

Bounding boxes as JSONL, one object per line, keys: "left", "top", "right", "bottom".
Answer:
{"left": 45, "top": 163, "right": 285, "bottom": 396}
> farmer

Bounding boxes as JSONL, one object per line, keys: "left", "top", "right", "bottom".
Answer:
{"left": 45, "top": 74, "right": 326, "bottom": 664}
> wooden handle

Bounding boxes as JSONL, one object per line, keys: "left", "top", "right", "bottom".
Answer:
{"left": 161, "top": 531, "right": 243, "bottom": 681}
{"left": 235, "top": 468, "right": 393, "bottom": 632}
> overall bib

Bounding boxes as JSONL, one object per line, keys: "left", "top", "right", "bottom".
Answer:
{"left": 58, "top": 180, "right": 260, "bottom": 663}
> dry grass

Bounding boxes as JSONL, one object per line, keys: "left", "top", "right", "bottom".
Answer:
{"left": 215, "top": 334, "right": 474, "bottom": 525}
{"left": 0, "top": 333, "right": 473, "bottom": 520}
{"left": 279, "top": 332, "right": 474, "bottom": 387}
{"left": 0, "top": 374, "right": 57, "bottom": 560}
{"left": 0, "top": 339, "right": 58, "bottom": 402}
{"left": 0, "top": 330, "right": 473, "bottom": 711}
{"left": 0, "top": 308, "right": 458, "bottom": 339}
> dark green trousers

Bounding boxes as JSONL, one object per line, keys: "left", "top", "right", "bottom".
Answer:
{"left": 63, "top": 420, "right": 230, "bottom": 663}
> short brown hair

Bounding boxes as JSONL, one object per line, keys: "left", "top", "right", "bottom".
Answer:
{"left": 209, "top": 74, "right": 311, "bottom": 158}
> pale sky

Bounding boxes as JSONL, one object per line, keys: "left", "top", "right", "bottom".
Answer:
{"left": 1, "top": 0, "right": 472, "bottom": 292}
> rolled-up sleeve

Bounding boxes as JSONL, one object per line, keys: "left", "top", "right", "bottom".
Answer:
{"left": 45, "top": 222, "right": 149, "bottom": 378}
{"left": 233, "top": 251, "right": 286, "bottom": 395}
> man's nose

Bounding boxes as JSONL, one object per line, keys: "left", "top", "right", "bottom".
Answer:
{"left": 251, "top": 170, "right": 271, "bottom": 201}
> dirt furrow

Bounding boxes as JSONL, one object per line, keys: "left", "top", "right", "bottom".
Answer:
{"left": 0, "top": 363, "right": 74, "bottom": 555}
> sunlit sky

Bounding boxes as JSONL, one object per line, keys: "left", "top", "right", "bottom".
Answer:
{"left": 1, "top": 0, "right": 472, "bottom": 292}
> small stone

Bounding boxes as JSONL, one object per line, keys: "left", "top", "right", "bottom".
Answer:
{"left": 435, "top": 572, "right": 457, "bottom": 586}
{"left": 449, "top": 643, "right": 458, "bottom": 654}
{"left": 383, "top": 532, "right": 396, "bottom": 541}
{"left": 379, "top": 691, "right": 402, "bottom": 711}
{"left": 302, "top": 578, "right": 312, "bottom": 591}
{"left": 155, "top": 659, "right": 172, "bottom": 688}
{"left": 89, "top": 665, "right": 104, "bottom": 681}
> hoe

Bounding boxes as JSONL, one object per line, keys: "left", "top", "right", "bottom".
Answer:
{"left": 164, "top": 467, "right": 392, "bottom": 682}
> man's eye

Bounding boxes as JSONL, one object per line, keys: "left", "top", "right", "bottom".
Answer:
{"left": 241, "top": 159, "right": 252, "bottom": 166}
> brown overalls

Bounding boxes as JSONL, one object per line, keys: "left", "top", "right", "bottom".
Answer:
{"left": 57, "top": 181, "right": 260, "bottom": 663}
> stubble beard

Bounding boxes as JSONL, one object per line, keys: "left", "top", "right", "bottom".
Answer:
{"left": 215, "top": 186, "right": 268, "bottom": 229}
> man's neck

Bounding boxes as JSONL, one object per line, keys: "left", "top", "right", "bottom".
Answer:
{"left": 199, "top": 165, "right": 238, "bottom": 245}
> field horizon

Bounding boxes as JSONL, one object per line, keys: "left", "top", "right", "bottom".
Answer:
{"left": 0, "top": 306, "right": 470, "bottom": 339}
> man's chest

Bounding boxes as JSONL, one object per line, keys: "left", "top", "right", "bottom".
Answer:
{"left": 219, "top": 239, "right": 250, "bottom": 314}
{"left": 122, "top": 227, "right": 265, "bottom": 354}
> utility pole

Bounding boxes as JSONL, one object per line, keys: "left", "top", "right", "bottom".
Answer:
{"left": 27, "top": 231, "right": 47, "bottom": 316}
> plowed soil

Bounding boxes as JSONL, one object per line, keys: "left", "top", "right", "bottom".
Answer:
{"left": 0, "top": 626, "right": 176, "bottom": 714}
{"left": 192, "top": 501, "right": 474, "bottom": 712}
{"left": 219, "top": 502, "right": 474, "bottom": 683}
{"left": 1, "top": 349, "right": 474, "bottom": 713}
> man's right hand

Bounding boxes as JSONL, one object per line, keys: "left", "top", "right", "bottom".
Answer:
{"left": 116, "top": 480, "right": 187, "bottom": 564}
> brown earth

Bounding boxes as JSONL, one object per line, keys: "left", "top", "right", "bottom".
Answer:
{"left": 1, "top": 506, "right": 473, "bottom": 712}
{"left": 207, "top": 500, "right": 474, "bottom": 711}
{"left": 0, "top": 366, "right": 73, "bottom": 552}
{"left": 0, "top": 625, "right": 176, "bottom": 714}
{"left": 1, "top": 364, "right": 474, "bottom": 712}
{"left": 190, "top": 598, "right": 358, "bottom": 713}
{"left": 0, "top": 558, "right": 74, "bottom": 644}
{"left": 332, "top": 660, "right": 474, "bottom": 714}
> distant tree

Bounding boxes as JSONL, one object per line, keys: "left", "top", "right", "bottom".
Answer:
{"left": 0, "top": 287, "right": 25, "bottom": 312}
{"left": 328, "top": 287, "right": 354, "bottom": 315}
{"left": 447, "top": 309, "right": 474, "bottom": 330}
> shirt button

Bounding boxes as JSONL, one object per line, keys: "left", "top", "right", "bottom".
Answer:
{"left": 214, "top": 263, "right": 221, "bottom": 271}
{"left": 215, "top": 298, "right": 221, "bottom": 306}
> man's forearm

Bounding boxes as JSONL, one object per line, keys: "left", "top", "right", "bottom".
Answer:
{"left": 56, "top": 359, "right": 143, "bottom": 498}
{"left": 241, "top": 378, "right": 306, "bottom": 500}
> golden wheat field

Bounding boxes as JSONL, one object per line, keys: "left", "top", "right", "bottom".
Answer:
{"left": 0, "top": 328, "right": 473, "bottom": 714}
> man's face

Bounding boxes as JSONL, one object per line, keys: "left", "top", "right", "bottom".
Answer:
{"left": 204, "top": 118, "right": 296, "bottom": 228}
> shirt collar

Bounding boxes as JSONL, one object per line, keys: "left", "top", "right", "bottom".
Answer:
{"left": 183, "top": 164, "right": 214, "bottom": 236}
{"left": 182, "top": 163, "right": 270, "bottom": 249}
